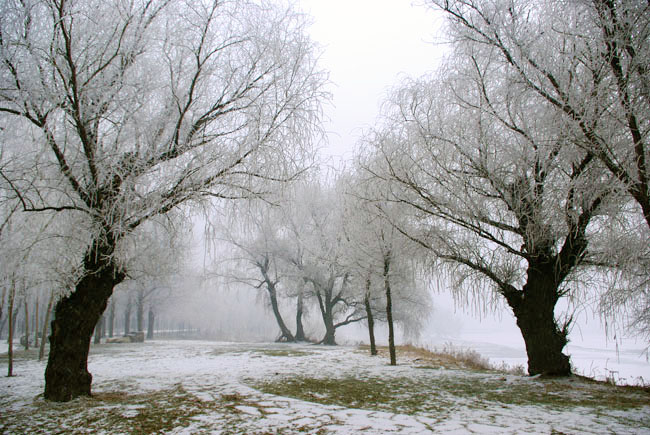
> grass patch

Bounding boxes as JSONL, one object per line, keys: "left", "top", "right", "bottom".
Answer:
{"left": 359, "top": 343, "right": 526, "bottom": 375}
{"left": 0, "top": 347, "right": 44, "bottom": 363}
{"left": 253, "top": 372, "right": 650, "bottom": 419}
{"left": 250, "top": 348, "right": 311, "bottom": 358}
{"left": 0, "top": 384, "right": 262, "bottom": 434}
{"left": 254, "top": 376, "right": 451, "bottom": 417}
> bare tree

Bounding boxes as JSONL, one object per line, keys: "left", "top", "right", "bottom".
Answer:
{"left": 0, "top": 0, "right": 326, "bottom": 401}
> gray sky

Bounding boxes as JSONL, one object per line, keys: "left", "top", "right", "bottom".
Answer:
{"left": 298, "top": 0, "right": 445, "bottom": 164}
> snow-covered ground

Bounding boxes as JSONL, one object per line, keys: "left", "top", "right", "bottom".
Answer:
{"left": 1, "top": 340, "right": 649, "bottom": 434}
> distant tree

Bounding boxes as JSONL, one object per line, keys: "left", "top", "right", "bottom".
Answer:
{"left": 218, "top": 205, "right": 298, "bottom": 342}
{"left": 0, "top": 0, "right": 326, "bottom": 401}
{"left": 342, "top": 172, "right": 431, "bottom": 363}
{"left": 283, "top": 181, "right": 367, "bottom": 345}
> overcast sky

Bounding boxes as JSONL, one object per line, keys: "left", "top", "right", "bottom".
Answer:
{"left": 298, "top": 0, "right": 445, "bottom": 164}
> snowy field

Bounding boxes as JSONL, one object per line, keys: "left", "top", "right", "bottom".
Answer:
{"left": 1, "top": 340, "right": 649, "bottom": 434}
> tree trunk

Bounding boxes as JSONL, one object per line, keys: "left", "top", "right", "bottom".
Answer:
{"left": 295, "top": 290, "right": 305, "bottom": 342}
{"left": 147, "top": 306, "right": 154, "bottom": 340}
{"left": 259, "top": 259, "right": 295, "bottom": 342}
{"left": 44, "top": 237, "right": 125, "bottom": 402}
{"left": 321, "top": 323, "right": 336, "bottom": 345}
{"left": 0, "top": 285, "right": 6, "bottom": 337}
{"left": 23, "top": 298, "right": 29, "bottom": 351}
{"left": 136, "top": 289, "right": 144, "bottom": 332}
{"left": 34, "top": 296, "right": 39, "bottom": 348}
{"left": 315, "top": 290, "right": 337, "bottom": 345}
{"left": 108, "top": 300, "right": 115, "bottom": 338}
{"left": 268, "top": 287, "right": 294, "bottom": 342}
{"left": 504, "top": 266, "right": 571, "bottom": 376}
{"left": 124, "top": 301, "right": 131, "bottom": 336}
{"left": 39, "top": 291, "right": 55, "bottom": 361}
{"left": 7, "top": 278, "right": 16, "bottom": 377}
{"left": 364, "top": 291, "right": 377, "bottom": 356}
{"left": 384, "top": 254, "right": 396, "bottom": 366}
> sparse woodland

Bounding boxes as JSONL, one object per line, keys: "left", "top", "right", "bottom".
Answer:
{"left": 0, "top": 0, "right": 648, "bottom": 415}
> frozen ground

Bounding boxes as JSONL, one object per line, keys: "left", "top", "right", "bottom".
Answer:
{"left": 1, "top": 340, "right": 649, "bottom": 434}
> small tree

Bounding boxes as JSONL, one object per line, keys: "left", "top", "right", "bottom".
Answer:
{"left": 343, "top": 173, "right": 431, "bottom": 364}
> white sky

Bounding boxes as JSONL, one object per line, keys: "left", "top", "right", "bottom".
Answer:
{"left": 297, "top": 0, "right": 445, "bottom": 164}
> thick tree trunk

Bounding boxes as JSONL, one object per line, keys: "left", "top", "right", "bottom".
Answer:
{"left": 39, "top": 291, "right": 55, "bottom": 361}
{"left": 147, "top": 307, "right": 154, "bottom": 340}
{"left": 295, "top": 291, "right": 306, "bottom": 342}
{"left": 315, "top": 291, "right": 337, "bottom": 345}
{"left": 44, "top": 238, "right": 125, "bottom": 402}
{"left": 321, "top": 323, "right": 336, "bottom": 345}
{"left": 364, "top": 291, "right": 377, "bottom": 356}
{"left": 384, "top": 255, "right": 396, "bottom": 366}
{"left": 505, "top": 266, "right": 571, "bottom": 376}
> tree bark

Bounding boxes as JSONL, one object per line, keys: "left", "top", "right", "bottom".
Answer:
{"left": 39, "top": 291, "right": 55, "bottom": 361}
{"left": 364, "top": 291, "right": 377, "bottom": 356}
{"left": 295, "top": 290, "right": 306, "bottom": 342}
{"left": 44, "top": 237, "right": 125, "bottom": 402}
{"left": 147, "top": 306, "right": 154, "bottom": 339}
{"left": 504, "top": 265, "right": 571, "bottom": 376}
{"left": 384, "top": 254, "right": 396, "bottom": 366}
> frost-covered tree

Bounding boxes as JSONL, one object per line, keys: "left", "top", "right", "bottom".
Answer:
{"left": 426, "top": 0, "right": 650, "bottom": 336}
{"left": 363, "top": 52, "right": 621, "bottom": 375}
{"left": 428, "top": 0, "right": 650, "bottom": 229}
{"left": 282, "top": 181, "right": 367, "bottom": 345}
{"left": 342, "top": 172, "right": 430, "bottom": 363}
{"left": 217, "top": 203, "right": 299, "bottom": 342}
{"left": 0, "top": 0, "right": 326, "bottom": 401}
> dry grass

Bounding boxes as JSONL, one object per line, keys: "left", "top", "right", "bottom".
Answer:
{"left": 359, "top": 343, "right": 524, "bottom": 374}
